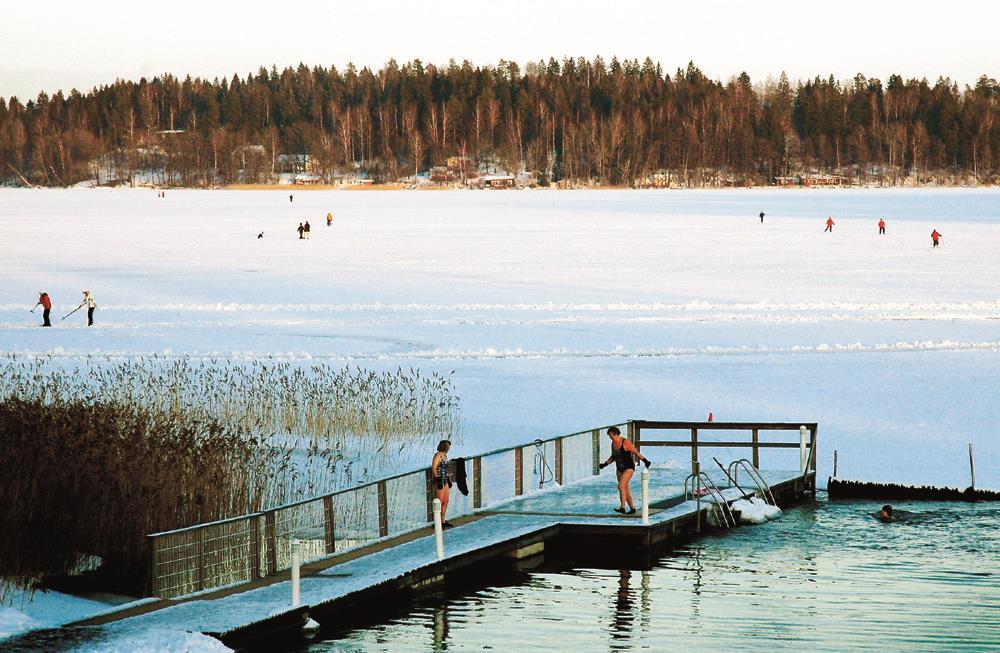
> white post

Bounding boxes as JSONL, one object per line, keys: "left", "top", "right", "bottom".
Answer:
{"left": 290, "top": 538, "right": 301, "bottom": 607}
{"left": 432, "top": 498, "right": 444, "bottom": 560}
{"left": 968, "top": 443, "right": 976, "bottom": 489}
{"left": 693, "top": 461, "right": 701, "bottom": 532}
{"left": 641, "top": 468, "right": 650, "bottom": 525}
{"left": 799, "top": 425, "right": 808, "bottom": 473}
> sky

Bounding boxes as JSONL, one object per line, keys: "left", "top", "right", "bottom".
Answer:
{"left": 1, "top": 0, "right": 998, "bottom": 100}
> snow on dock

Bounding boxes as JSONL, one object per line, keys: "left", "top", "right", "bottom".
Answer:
{"left": 57, "top": 466, "right": 812, "bottom": 650}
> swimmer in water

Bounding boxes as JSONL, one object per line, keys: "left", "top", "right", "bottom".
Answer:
{"left": 878, "top": 504, "right": 893, "bottom": 522}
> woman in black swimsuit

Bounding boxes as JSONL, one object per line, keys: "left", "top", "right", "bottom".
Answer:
{"left": 599, "top": 426, "right": 651, "bottom": 514}
{"left": 432, "top": 440, "right": 453, "bottom": 527}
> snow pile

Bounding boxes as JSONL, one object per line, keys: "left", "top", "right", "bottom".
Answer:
{"left": 0, "top": 607, "right": 37, "bottom": 640}
{"left": 731, "top": 496, "right": 782, "bottom": 524}
{"left": 77, "top": 628, "right": 232, "bottom": 653}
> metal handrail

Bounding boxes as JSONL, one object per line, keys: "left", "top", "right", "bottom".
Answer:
{"left": 150, "top": 420, "right": 629, "bottom": 538}
{"left": 684, "top": 472, "right": 735, "bottom": 528}
{"left": 727, "top": 459, "right": 777, "bottom": 506}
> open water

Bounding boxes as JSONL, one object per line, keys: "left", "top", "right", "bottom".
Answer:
{"left": 304, "top": 496, "right": 999, "bottom": 652}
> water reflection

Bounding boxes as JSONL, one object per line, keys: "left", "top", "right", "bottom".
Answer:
{"left": 609, "top": 569, "right": 634, "bottom": 649}
{"left": 311, "top": 499, "right": 1000, "bottom": 652}
{"left": 431, "top": 605, "right": 448, "bottom": 651}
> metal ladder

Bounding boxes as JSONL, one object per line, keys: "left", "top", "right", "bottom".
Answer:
{"left": 727, "top": 459, "right": 777, "bottom": 506}
{"left": 532, "top": 439, "right": 556, "bottom": 489}
{"left": 684, "top": 472, "right": 736, "bottom": 528}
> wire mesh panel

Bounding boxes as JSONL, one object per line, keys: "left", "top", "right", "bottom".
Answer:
{"left": 386, "top": 472, "right": 428, "bottom": 537}
{"left": 562, "top": 430, "right": 596, "bottom": 484}
{"left": 479, "top": 449, "right": 516, "bottom": 508}
{"left": 151, "top": 517, "right": 258, "bottom": 599}
{"left": 446, "top": 458, "right": 476, "bottom": 520}
{"left": 272, "top": 498, "right": 327, "bottom": 568}
{"left": 522, "top": 440, "right": 558, "bottom": 494}
{"left": 332, "top": 484, "right": 380, "bottom": 554}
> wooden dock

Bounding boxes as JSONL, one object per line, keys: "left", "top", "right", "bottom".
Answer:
{"left": 67, "top": 466, "right": 815, "bottom": 650}
{"left": 21, "top": 420, "right": 820, "bottom": 650}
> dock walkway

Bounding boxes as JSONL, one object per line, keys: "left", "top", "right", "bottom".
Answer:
{"left": 67, "top": 467, "right": 814, "bottom": 649}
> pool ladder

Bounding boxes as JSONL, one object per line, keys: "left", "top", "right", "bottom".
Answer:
{"left": 727, "top": 459, "right": 777, "bottom": 506}
{"left": 684, "top": 472, "right": 736, "bottom": 528}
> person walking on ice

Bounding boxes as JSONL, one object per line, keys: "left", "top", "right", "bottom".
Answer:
{"left": 73, "top": 290, "right": 97, "bottom": 326}
{"left": 931, "top": 229, "right": 942, "bottom": 247}
{"left": 304, "top": 220, "right": 311, "bottom": 239}
{"left": 825, "top": 217, "right": 835, "bottom": 232}
{"left": 33, "top": 291, "right": 52, "bottom": 327}
{"left": 432, "top": 440, "right": 454, "bottom": 528}
{"left": 297, "top": 222, "right": 305, "bottom": 239}
{"left": 599, "top": 426, "right": 651, "bottom": 515}
{"left": 759, "top": 210, "right": 765, "bottom": 223}
{"left": 878, "top": 218, "right": 886, "bottom": 235}
{"left": 326, "top": 212, "right": 333, "bottom": 227}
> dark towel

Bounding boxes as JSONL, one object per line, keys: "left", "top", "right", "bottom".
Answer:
{"left": 453, "top": 457, "right": 470, "bottom": 496}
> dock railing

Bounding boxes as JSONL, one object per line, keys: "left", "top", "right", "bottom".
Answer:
{"left": 147, "top": 419, "right": 816, "bottom": 599}
{"left": 147, "top": 421, "right": 628, "bottom": 599}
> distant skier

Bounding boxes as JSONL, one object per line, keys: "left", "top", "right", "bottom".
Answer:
{"left": 257, "top": 232, "right": 264, "bottom": 239}
{"left": 878, "top": 218, "right": 886, "bottom": 235}
{"left": 289, "top": 194, "right": 294, "bottom": 203}
{"left": 326, "top": 212, "right": 333, "bottom": 227}
{"left": 297, "top": 222, "right": 305, "bottom": 239}
{"left": 33, "top": 291, "right": 52, "bottom": 327}
{"left": 759, "top": 211, "right": 765, "bottom": 223}
{"left": 825, "top": 217, "right": 835, "bottom": 232}
{"left": 931, "top": 229, "right": 942, "bottom": 247}
{"left": 304, "top": 221, "right": 311, "bottom": 239}
{"left": 76, "top": 290, "right": 96, "bottom": 326}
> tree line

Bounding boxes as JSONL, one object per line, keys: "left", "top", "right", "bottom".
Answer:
{"left": 1, "top": 57, "right": 998, "bottom": 187}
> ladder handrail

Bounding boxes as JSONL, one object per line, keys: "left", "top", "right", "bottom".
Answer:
{"left": 684, "top": 472, "right": 736, "bottom": 528}
{"left": 727, "top": 459, "right": 777, "bottom": 506}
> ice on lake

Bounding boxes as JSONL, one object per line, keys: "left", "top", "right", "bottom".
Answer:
{"left": 1, "top": 187, "right": 998, "bottom": 490}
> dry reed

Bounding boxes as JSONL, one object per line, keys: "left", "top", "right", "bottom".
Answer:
{"left": 0, "top": 355, "right": 461, "bottom": 599}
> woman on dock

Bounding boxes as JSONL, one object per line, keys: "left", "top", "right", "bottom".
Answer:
{"left": 432, "top": 440, "right": 453, "bottom": 527}
{"left": 599, "top": 427, "right": 651, "bottom": 515}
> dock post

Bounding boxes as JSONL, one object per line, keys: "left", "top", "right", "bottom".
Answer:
{"left": 473, "top": 457, "right": 482, "bottom": 509}
{"left": 641, "top": 468, "right": 650, "bottom": 525}
{"left": 290, "top": 539, "right": 300, "bottom": 607}
{"left": 691, "top": 428, "right": 699, "bottom": 475}
{"left": 695, "top": 463, "right": 702, "bottom": 532}
{"left": 432, "top": 498, "right": 445, "bottom": 560}
{"left": 751, "top": 428, "right": 759, "bottom": 469}
{"left": 833, "top": 450, "right": 838, "bottom": 478}
{"left": 592, "top": 429, "right": 601, "bottom": 475}
{"left": 323, "top": 495, "right": 335, "bottom": 555}
{"left": 969, "top": 443, "right": 976, "bottom": 489}
{"left": 799, "top": 426, "right": 808, "bottom": 473}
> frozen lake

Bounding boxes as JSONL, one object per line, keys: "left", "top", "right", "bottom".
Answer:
{"left": 1, "top": 187, "right": 998, "bottom": 489}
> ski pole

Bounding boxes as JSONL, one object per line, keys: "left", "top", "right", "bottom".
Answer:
{"left": 61, "top": 305, "right": 83, "bottom": 321}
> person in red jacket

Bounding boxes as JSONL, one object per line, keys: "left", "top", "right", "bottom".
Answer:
{"left": 825, "top": 217, "right": 835, "bottom": 232}
{"left": 931, "top": 229, "right": 942, "bottom": 247}
{"left": 33, "top": 291, "right": 52, "bottom": 327}
{"left": 599, "top": 426, "right": 652, "bottom": 515}
{"left": 878, "top": 218, "right": 886, "bottom": 235}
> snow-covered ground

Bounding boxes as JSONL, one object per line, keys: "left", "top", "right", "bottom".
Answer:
{"left": 1, "top": 186, "right": 998, "bottom": 647}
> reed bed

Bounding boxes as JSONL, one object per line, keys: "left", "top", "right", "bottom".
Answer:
{"left": 0, "top": 355, "right": 461, "bottom": 599}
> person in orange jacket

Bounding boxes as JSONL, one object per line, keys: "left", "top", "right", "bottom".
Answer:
{"left": 825, "top": 217, "right": 835, "bottom": 232}
{"left": 878, "top": 218, "right": 886, "bottom": 235}
{"left": 599, "top": 426, "right": 651, "bottom": 515}
{"left": 931, "top": 229, "right": 942, "bottom": 247}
